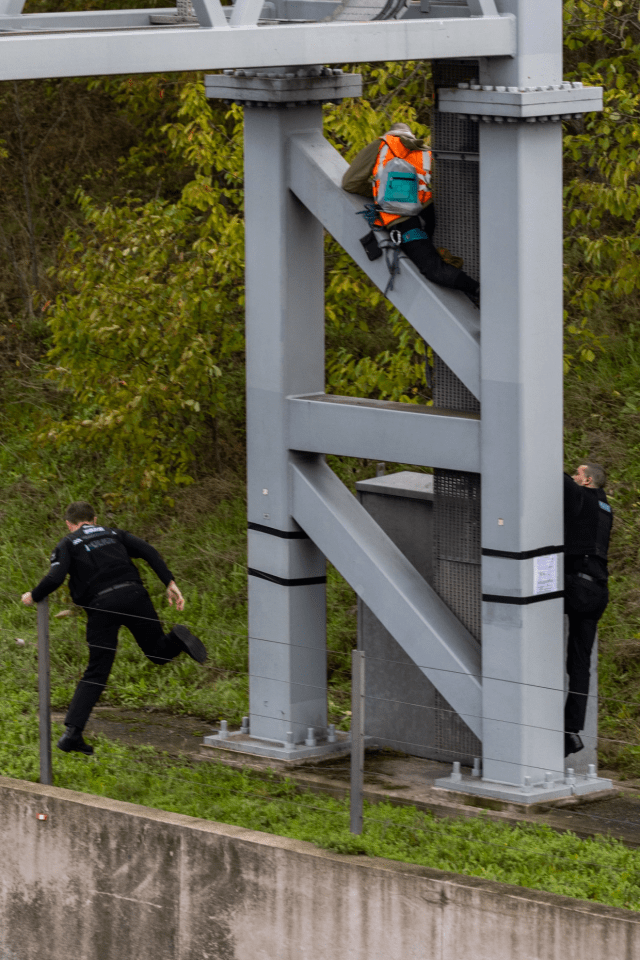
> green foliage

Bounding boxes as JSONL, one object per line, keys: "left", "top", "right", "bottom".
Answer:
{"left": 40, "top": 80, "right": 245, "bottom": 495}
{"left": 563, "top": 0, "right": 640, "bottom": 370}
{"left": 31, "top": 62, "right": 436, "bottom": 496}
{"left": 564, "top": 317, "right": 640, "bottom": 776}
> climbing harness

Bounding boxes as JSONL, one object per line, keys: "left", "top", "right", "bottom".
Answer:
{"left": 357, "top": 207, "right": 431, "bottom": 294}
{"left": 400, "top": 227, "right": 429, "bottom": 244}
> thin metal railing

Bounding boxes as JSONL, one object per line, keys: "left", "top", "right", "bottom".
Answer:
{"left": 36, "top": 598, "right": 52, "bottom": 785}
{"left": 350, "top": 648, "right": 365, "bottom": 834}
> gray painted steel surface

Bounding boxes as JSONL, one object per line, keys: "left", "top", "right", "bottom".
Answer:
{"left": 477, "top": 0, "right": 565, "bottom": 788}
{"left": 287, "top": 394, "right": 481, "bottom": 471}
{"left": 0, "top": 15, "right": 515, "bottom": 81}
{"left": 205, "top": 69, "right": 362, "bottom": 105}
{"left": 439, "top": 83, "right": 603, "bottom": 120}
{"left": 244, "top": 103, "right": 328, "bottom": 745}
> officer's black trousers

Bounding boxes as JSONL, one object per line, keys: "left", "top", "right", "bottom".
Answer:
{"left": 65, "top": 584, "right": 183, "bottom": 731}
{"left": 564, "top": 584, "right": 608, "bottom": 734}
{"left": 398, "top": 211, "right": 479, "bottom": 297}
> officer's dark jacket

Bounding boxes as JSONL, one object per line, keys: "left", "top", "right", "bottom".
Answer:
{"left": 31, "top": 524, "right": 174, "bottom": 607}
{"left": 564, "top": 474, "right": 613, "bottom": 579}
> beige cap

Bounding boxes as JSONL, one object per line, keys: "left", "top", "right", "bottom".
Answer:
{"left": 386, "top": 122, "right": 414, "bottom": 137}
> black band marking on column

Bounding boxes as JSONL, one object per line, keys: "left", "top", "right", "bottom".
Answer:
{"left": 248, "top": 522, "right": 309, "bottom": 540}
{"left": 248, "top": 568, "right": 326, "bottom": 587}
{"left": 482, "top": 590, "right": 564, "bottom": 605}
{"left": 482, "top": 545, "right": 563, "bottom": 560}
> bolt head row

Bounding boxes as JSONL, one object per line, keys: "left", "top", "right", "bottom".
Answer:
{"left": 458, "top": 81, "right": 583, "bottom": 92}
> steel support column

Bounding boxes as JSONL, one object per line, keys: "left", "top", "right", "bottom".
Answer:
{"left": 479, "top": 0, "right": 564, "bottom": 787}
{"left": 479, "top": 120, "right": 565, "bottom": 785}
{"left": 434, "top": 1, "right": 609, "bottom": 800}
{"left": 244, "top": 103, "right": 328, "bottom": 745}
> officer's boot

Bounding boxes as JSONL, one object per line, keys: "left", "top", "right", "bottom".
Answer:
{"left": 170, "top": 624, "right": 208, "bottom": 664}
{"left": 564, "top": 732, "right": 584, "bottom": 757}
{"left": 57, "top": 725, "right": 94, "bottom": 755}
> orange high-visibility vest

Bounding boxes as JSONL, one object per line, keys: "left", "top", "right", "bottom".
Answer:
{"left": 371, "top": 135, "right": 432, "bottom": 227}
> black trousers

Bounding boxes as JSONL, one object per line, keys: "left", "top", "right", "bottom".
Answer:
{"left": 564, "top": 585, "right": 608, "bottom": 733}
{"left": 398, "top": 209, "right": 479, "bottom": 297}
{"left": 65, "top": 584, "right": 183, "bottom": 731}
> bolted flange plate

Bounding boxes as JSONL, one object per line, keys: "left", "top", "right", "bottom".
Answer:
{"left": 205, "top": 67, "right": 362, "bottom": 106}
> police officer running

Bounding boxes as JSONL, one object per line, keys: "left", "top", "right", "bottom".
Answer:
{"left": 21, "top": 501, "right": 207, "bottom": 756}
{"left": 564, "top": 464, "right": 613, "bottom": 757}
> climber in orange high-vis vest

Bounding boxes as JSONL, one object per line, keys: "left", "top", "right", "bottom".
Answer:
{"left": 371, "top": 133, "right": 433, "bottom": 227}
{"left": 343, "top": 122, "right": 479, "bottom": 302}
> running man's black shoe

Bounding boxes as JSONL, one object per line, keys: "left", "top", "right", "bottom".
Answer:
{"left": 57, "top": 726, "right": 94, "bottom": 755}
{"left": 172, "top": 624, "right": 208, "bottom": 664}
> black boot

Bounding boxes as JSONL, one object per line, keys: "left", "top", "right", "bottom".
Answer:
{"left": 171, "top": 625, "right": 208, "bottom": 664}
{"left": 564, "top": 732, "right": 584, "bottom": 757}
{"left": 58, "top": 725, "right": 94, "bottom": 755}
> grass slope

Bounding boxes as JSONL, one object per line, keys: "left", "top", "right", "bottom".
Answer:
{"left": 1, "top": 431, "right": 640, "bottom": 911}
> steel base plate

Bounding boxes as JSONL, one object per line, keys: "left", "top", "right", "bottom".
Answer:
{"left": 203, "top": 729, "right": 353, "bottom": 762}
{"left": 434, "top": 770, "right": 614, "bottom": 805}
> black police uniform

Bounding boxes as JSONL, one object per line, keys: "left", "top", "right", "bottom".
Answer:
{"left": 563, "top": 474, "right": 613, "bottom": 734}
{"left": 31, "top": 523, "right": 185, "bottom": 732}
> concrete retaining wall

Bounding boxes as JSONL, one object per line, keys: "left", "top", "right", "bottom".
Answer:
{"left": 0, "top": 775, "right": 638, "bottom": 960}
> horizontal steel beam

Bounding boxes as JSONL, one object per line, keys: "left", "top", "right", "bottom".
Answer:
{"left": 289, "top": 131, "right": 481, "bottom": 399}
{"left": 287, "top": 393, "right": 480, "bottom": 470}
{"left": 0, "top": 9, "right": 179, "bottom": 29}
{"left": 291, "top": 455, "right": 482, "bottom": 737}
{"left": 0, "top": 14, "right": 515, "bottom": 81}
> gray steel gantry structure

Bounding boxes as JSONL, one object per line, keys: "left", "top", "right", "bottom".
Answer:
{"left": 1, "top": 0, "right": 608, "bottom": 802}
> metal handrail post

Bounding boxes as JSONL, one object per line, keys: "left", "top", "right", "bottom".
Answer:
{"left": 37, "top": 598, "right": 52, "bottom": 785}
{"left": 350, "top": 648, "right": 365, "bottom": 834}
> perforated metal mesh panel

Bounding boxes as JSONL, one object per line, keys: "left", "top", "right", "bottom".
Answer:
{"left": 432, "top": 60, "right": 480, "bottom": 285}
{"left": 431, "top": 60, "right": 482, "bottom": 762}
{"left": 324, "top": 0, "right": 405, "bottom": 20}
{"left": 433, "top": 357, "right": 479, "bottom": 415}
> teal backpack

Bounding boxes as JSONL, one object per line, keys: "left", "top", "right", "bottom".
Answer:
{"left": 377, "top": 157, "right": 422, "bottom": 213}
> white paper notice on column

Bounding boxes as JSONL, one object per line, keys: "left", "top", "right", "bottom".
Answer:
{"left": 533, "top": 554, "right": 559, "bottom": 595}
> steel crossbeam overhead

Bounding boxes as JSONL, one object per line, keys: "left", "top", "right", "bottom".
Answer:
{"left": 287, "top": 394, "right": 481, "bottom": 472}
{"left": 290, "top": 455, "right": 482, "bottom": 737}
{"left": 288, "top": 131, "right": 481, "bottom": 398}
{"left": 0, "top": 9, "right": 515, "bottom": 82}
